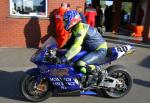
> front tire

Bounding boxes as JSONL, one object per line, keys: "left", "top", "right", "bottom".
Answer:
{"left": 20, "top": 73, "right": 53, "bottom": 102}
{"left": 98, "top": 65, "right": 133, "bottom": 98}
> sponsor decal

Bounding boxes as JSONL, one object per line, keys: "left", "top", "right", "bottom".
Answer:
{"left": 50, "top": 77, "right": 77, "bottom": 89}
{"left": 49, "top": 68, "right": 69, "bottom": 76}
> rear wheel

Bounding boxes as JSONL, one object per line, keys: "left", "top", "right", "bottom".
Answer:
{"left": 20, "top": 74, "right": 53, "bottom": 102}
{"left": 97, "top": 65, "right": 132, "bottom": 98}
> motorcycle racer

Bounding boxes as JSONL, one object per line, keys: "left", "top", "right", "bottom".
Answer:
{"left": 21, "top": 13, "right": 134, "bottom": 100}
{"left": 60, "top": 10, "right": 108, "bottom": 80}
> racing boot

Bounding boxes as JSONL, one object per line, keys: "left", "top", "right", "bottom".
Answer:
{"left": 85, "top": 65, "right": 100, "bottom": 87}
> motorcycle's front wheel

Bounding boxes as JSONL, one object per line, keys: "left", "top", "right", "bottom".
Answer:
{"left": 97, "top": 65, "right": 133, "bottom": 98}
{"left": 20, "top": 73, "right": 53, "bottom": 102}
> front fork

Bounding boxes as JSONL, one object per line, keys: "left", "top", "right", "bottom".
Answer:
{"left": 35, "top": 77, "right": 47, "bottom": 92}
{"left": 27, "top": 68, "right": 48, "bottom": 92}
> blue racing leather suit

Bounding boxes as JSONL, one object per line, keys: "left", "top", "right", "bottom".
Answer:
{"left": 64, "top": 22, "right": 107, "bottom": 74}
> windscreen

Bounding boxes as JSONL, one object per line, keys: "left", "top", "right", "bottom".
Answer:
{"left": 41, "top": 36, "right": 58, "bottom": 50}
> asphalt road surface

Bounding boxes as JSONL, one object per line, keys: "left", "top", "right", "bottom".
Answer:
{"left": 0, "top": 42, "right": 150, "bottom": 103}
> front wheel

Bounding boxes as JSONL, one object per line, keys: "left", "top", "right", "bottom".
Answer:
{"left": 98, "top": 65, "right": 133, "bottom": 98}
{"left": 20, "top": 73, "right": 53, "bottom": 102}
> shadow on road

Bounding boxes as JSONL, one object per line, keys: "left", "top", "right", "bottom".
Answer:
{"left": 134, "top": 79, "right": 150, "bottom": 88}
{"left": 138, "top": 56, "right": 150, "bottom": 69}
{"left": 0, "top": 70, "right": 26, "bottom": 101}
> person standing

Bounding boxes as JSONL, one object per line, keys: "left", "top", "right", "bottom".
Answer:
{"left": 54, "top": 3, "right": 71, "bottom": 48}
{"left": 96, "top": 5, "right": 103, "bottom": 27}
{"left": 67, "top": 3, "right": 71, "bottom": 11}
{"left": 84, "top": 4, "right": 97, "bottom": 27}
{"left": 76, "top": 6, "right": 87, "bottom": 23}
{"left": 137, "top": 6, "right": 144, "bottom": 25}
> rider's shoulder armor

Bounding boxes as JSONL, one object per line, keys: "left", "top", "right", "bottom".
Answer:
{"left": 82, "top": 24, "right": 106, "bottom": 51}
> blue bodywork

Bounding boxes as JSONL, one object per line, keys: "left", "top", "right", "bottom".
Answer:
{"left": 29, "top": 49, "right": 88, "bottom": 93}
{"left": 28, "top": 46, "right": 118, "bottom": 95}
{"left": 27, "top": 37, "right": 134, "bottom": 95}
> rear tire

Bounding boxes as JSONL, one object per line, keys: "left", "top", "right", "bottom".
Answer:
{"left": 97, "top": 65, "right": 132, "bottom": 98}
{"left": 20, "top": 74, "right": 53, "bottom": 102}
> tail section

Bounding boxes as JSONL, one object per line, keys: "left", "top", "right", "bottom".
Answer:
{"left": 112, "top": 44, "right": 135, "bottom": 59}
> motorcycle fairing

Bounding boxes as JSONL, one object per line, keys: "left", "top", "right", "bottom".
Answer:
{"left": 97, "top": 45, "right": 134, "bottom": 65}
{"left": 29, "top": 36, "right": 134, "bottom": 94}
{"left": 37, "top": 64, "right": 81, "bottom": 92}
{"left": 113, "top": 45, "right": 134, "bottom": 59}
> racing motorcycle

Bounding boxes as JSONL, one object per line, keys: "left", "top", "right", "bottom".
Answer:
{"left": 20, "top": 37, "right": 134, "bottom": 102}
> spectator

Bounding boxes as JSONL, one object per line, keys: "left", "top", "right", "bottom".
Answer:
{"left": 121, "top": 8, "right": 127, "bottom": 25}
{"left": 96, "top": 5, "right": 103, "bottom": 27}
{"left": 54, "top": 3, "right": 71, "bottom": 48}
{"left": 137, "top": 6, "right": 144, "bottom": 25}
{"left": 104, "top": 5, "right": 113, "bottom": 31}
{"left": 84, "top": 4, "right": 97, "bottom": 27}
{"left": 67, "top": 3, "right": 71, "bottom": 11}
{"left": 76, "top": 6, "right": 87, "bottom": 23}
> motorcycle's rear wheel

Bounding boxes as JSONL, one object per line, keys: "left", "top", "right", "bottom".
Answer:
{"left": 20, "top": 74, "right": 53, "bottom": 102}
{"left": 97, "top": 65, "right": 133, "bottom": 98}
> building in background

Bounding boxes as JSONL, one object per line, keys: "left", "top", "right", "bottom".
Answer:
{"left": 0, "top": 0, "right": 85, "bottom": 48}
{"left": 91, "top": 0, "right": 150, "bottom": 42}
{"left": 0, "top": 0, "right": 150, "bottom": 48}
